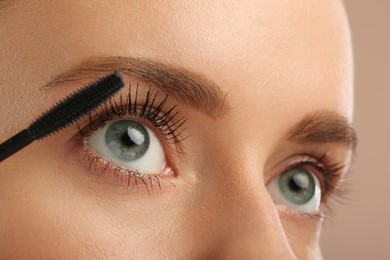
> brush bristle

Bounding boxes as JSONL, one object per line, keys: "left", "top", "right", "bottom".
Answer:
{"left": 28, "top": 71, "right": 124, "bottom": 139}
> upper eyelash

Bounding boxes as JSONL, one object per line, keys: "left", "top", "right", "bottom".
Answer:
{"left": 77, "top": 83, "right": 188, "bottom": 152}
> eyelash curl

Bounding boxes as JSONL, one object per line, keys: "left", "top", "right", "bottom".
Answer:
{"left": 76, "top": 82, "right": 187, "bottom": 191}
{"left": 80, "top": 83, "right": 187, "bottom": 148}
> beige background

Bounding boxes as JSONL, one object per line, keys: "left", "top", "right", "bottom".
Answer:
{"left": 321, "top": 1, "right": 390, "bottom": 259}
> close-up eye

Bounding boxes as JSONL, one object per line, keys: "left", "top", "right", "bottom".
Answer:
{"left": 74, "top": 87, "right": 186, "bottom": 187}
{"left": 267, "top": 165, "right": 321, "bottom": 213}
{"left": 86, "top": 119, "right": 165, "bottom": 174}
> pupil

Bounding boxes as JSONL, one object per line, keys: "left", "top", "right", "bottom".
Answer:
{"left": 104, "top": 120, "right": 150, "bottom": 161}
{"left": 289, "top": 178, "right": 303, "bottom": 192}
{"left": 120, "top": 132, "right": 135, "bottom": 147}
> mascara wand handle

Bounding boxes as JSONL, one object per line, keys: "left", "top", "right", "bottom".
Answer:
{"left": 0, "top": 129, "right": 33, "bottom": 162}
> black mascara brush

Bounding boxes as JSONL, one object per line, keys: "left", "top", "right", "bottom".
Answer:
{"left": 0, "top": 71, "right": 124, "bottom": 162}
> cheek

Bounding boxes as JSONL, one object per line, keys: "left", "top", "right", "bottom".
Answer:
{"left": 0, "top": 154, "right": 82, "bottom": 257}
{"left": 0, "top": 137, "right": 110, "bottom": 256}
{"left": 279, "top": 213, "right": 323, "bottom": 259}
{"left": 0, "top": 132, "right": 192, "bottom": 257}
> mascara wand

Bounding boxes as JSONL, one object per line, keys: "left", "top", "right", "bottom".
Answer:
{"left": 0, "top": 71, "right": 124, "bottom": 162}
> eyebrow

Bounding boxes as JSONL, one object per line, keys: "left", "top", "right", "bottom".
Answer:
{"left": 42, "top": 56, "right": 229, "bottom": 118}
{"left": 287, "top": 112, "right": 358, "bottom": 152}
{"left": 0, "top": 0, "right": 13, "bottom": 11}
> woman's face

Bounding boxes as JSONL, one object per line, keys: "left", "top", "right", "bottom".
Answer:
{"left": 0, "top": 0, "right": 355, "bottom": 259}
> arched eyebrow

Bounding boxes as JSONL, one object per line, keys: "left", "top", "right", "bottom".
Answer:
{"left": 287, "top": 112, "right": 358, "bottom": 153}
{"left": 42, "top": 56, "right": 229, "bottom": 119}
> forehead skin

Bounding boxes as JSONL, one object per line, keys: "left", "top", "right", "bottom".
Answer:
{"left": 0, "top": 0, "right": 352, "bottom": 259}
{"left": 0, "top": 0, "right": 352, "bottom": 126}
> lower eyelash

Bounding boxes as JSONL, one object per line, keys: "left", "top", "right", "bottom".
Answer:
{"left": 276, "top": 204, "right": 326, "bottom": 224}
{"left": 81, "top": 148, "right": 176, "bottom": 192}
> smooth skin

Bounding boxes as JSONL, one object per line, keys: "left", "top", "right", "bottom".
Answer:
{"left": 0, "top": 0, "right": 353, "bottom": 259}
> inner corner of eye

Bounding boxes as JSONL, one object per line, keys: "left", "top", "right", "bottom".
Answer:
{"left": 84, "top": 119, "right": 167, "bottom": 174}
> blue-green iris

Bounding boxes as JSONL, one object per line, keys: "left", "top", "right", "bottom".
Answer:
{"left": 278, "top": 167, "right": 315, "bottom": 205}
{"left": 105, "top": 120, "right": 150, "bottom": 161}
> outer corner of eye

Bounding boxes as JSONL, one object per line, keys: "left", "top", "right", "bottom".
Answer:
{"left": 266, "top": 167, "right": 322, "bottom": 214}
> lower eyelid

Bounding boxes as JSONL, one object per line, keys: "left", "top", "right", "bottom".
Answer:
{"left": 78, "top": 144, "right": 176, "bottom": 192}
{"left": 275, "top": 204, "right": 325, "bottom": 225}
